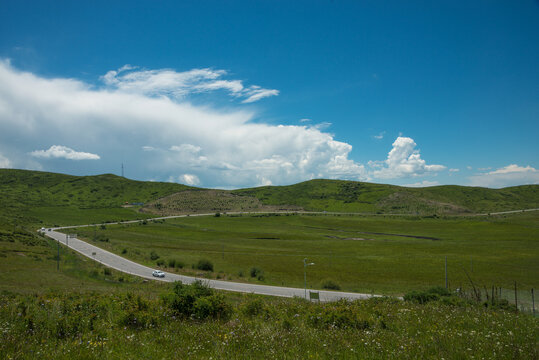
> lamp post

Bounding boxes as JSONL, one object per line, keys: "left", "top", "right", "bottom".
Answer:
{"left": 304, "top": 258, "right": 315, "bottom": 299}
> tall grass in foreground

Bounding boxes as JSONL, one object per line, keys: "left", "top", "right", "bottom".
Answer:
{"left": 1, "top": 283, "right": 537, "bottom": 359}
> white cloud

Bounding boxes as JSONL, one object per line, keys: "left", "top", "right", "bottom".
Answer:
{"left": 373, "top": 131, "right": 385, "bottom": 140}
{"left": 300, "top": 118, "right": 311, "bottom": 123}
{"left": 403, "top": 180, "right": 440, "bottom": 187}
{"left": 477, "top": 167, "right": 492, "bottom": 171}
{"left": 169, "top": 144, "right": 202, "bottom": 153}
{"left": 30, "top": 145, "right": 100, "bottom": 160}
{"left": 370, "top": 137, "right": 445, "bottom": 179}
{"left": 466, "top": 166, "right": 473, "bottom": 170}
{"left": 0, "top": 153, "right": 11, "bottom": 168}
{"left": 0, "top": 60, "right": 367, "bottom": 188}
{"left": 101, "top": 65, "right": 278, "bottom": 103}
{"left": 469, "top": 164, "right": 539, "bottom": 188}
{"left": 449, "top": 168, "right": 459, "bottom": 172}
{"left": 177, "top": 174, "right": 201, "bottom": 186}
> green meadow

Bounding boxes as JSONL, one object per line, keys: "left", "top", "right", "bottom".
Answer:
{"left": 70, "top": 212, "right": 539, "bottom": 295}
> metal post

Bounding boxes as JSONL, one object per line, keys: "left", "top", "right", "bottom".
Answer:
{"left": 514, "top": 281, "right": 518, "bottom": 312}
{"left": 445, "top": 256, "right": 448, "bottom": 289}
{"left": 57, "top": 238, "right": 60, "bottom": 270}
{"left": 303, "top": 258, "right": 315, "bottom": 299}
{"left": 532, "top": 288, "right": 535, "bottom": 317}
{"left": 66, "top": 233, "right": 68, "bottom": 246}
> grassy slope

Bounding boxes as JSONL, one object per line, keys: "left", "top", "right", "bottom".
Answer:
{"left": 0, "top": 169, "right": 191, "bottom": 226}
{"left": 233, "top": 179, "right": 539, "bottom": 214}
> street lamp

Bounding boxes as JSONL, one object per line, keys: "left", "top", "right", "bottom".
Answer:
{"left": 303, "top": 258, "right": 315, "bottom": 299}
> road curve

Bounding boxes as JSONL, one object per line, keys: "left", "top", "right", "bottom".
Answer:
{"left": 43, "top": 218, "right": 379, "bottom": 302}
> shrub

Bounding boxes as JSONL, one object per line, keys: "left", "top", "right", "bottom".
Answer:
{"left": 214, "top": 212, "right": 220, "bottom": 217}
{"left": 308, "top": 300, "right": 371, "bottom": 330}
{"left": 100, "top": 224, "right": 106, "bottom": 230}
{"left": 150, "top": 251, "right": 160, "bottom": 260}
{"left": 95, "top": 234, "right": 109, "bottom": 242}
{"left": 197, "top": 259, "right": 214, "bottom": 272}
{"left": 242, "top": 298, "right": 265, "bottom": 317}
{"left": 404, "top": 286, "right": 452, "bottom": 304}
{"left": 156, "top": 259, "right": 165, "bottom": 267}
{"left": 175, "top": 260, "right": 185, "bottom": 269}
{"left": 163, "top": 281, "right": 231, "bottom": 320}
{"left": 121, "top": 248, "right": 127, "bottom": 254}
{"left": 321, "top": 279, "right": 341, "bottom": 290}
{"left": 103, "top": 268, "right": 112, "bottom": 276}
{"left": 168, "top": 259, "right": 176, "bottom": 268}
{"left": 250, "top": 267, "right": 263, "bottom": 278}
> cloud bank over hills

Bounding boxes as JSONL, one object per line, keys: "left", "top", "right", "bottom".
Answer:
{"left": 0, "top": 60, "right": 535, "bottom": 188}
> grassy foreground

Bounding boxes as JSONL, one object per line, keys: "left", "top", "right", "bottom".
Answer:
{"left": 1, "top": 284, "right": 537, "bottom": 360}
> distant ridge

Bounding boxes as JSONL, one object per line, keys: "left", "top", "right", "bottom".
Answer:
{"left": 1, "top": 169, "right": 537, "bottom": 216}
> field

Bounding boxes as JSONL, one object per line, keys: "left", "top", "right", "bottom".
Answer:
{"left": 69, "top": 212, "right": 539, "bottom": 296}
{"left": 0, "top": 169, "right": 537, "bottom": 358}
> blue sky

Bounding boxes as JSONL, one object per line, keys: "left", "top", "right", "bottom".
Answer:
{"left": 0, "top": 1, "right": 538, "bottom": 188}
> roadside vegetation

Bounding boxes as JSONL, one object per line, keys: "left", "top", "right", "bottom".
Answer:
{"left": 1, "top": 281, "right": 537, "bottom": 359}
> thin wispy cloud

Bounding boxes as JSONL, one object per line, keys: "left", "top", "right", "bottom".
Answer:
{"left": 373, "top": 131, "right": 385, "bottom": 140}
{"left": 469, "top": 164, "right": 539, "bottom": 188}
{"left": 30, "top": 145, "right": 100, "bottom": 160}
{"left": 101, "top": 65, "right": 279, "bottom": 103}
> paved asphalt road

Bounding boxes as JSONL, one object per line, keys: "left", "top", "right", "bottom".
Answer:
{"left": 42, "top": 217, "right": 378, "bottom": 302}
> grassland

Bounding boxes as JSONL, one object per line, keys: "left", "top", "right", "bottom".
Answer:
{"left": 69, "top": 212, "right": 539, "bottom": 296}
{"left": 0, "top": 169, "right": 537, "bottom": 359}
{"left": 234, "top": 179, "right": 539, "bottom": 214}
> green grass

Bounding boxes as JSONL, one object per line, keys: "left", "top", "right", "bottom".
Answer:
{"left": 0, "top": 226, "right": 166, "bottom": 295}
{"left": 233, "top": 179, "right": 539, "bottom": 214}
{"left": 1, "top": 283, "right": 537, "bottom": 359}
{"left": 68, "top": 212, "right": 539, "bottom": 295}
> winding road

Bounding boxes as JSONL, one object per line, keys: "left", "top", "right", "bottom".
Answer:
{"left": 42, "top": 213, "right": 379, "bottom": 302}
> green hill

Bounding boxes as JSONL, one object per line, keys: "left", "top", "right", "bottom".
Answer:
{"left": 233, "top": 179, "right": 539, "bottom": 215}
{"left": 0, "top": 169, "right": 190, "bottom": 226}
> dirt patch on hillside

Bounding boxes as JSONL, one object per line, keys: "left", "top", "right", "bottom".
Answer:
{"left": 140, "top": 190, "right": 301, "bottom": 216}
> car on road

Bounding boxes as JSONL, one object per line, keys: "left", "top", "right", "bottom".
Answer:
{"left": 152, "top": 270, "right": 165, "bottom": 278}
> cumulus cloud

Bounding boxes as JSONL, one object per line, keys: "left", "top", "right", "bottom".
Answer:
{"left": 469, "top": 164, "right": 539, "bottom": 188}
{"left": 30, "top": 145, "right": 100, "bottom": 160}
{"left": 101, "top": 65, "right": 278, "bottom": 103}
{"left": 0, "top": 153, "right": 11, "bottom": 168}
{"left": 369, "top": 137, "right": 445, "bottom": 179}
{"left": 403, "top": 180, "right": 440, "bottom": 187}
{"left": 0, "top": 60, "right": 366, "bottom": 188}
{"left": 177, "top": 174, "right": 201, "bottom": 186}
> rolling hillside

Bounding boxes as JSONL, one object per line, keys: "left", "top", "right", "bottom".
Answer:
{"left": 233, "top": 179, "right": 539, "bottom": 215}
{"left": 1, "top": 170, "right": 538, "bottom": 223}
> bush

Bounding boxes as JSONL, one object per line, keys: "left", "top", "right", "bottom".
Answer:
{"left": 150, "top": 251, "right": 160, "bottom": 260}
{"left": 197, "top": 259, "right": 214, "bottom": 272}
{"left": 121, "top": 248, "right": 127, "bottom": 254}
{"left": 175, "top": 260, "right": 185, "bottom": 269}
{"left": 163, "top": 281, "right": 231, "bottom": 320}
{"left": 404, "top": 286, "right": 452, "bottom": 304}
{"left": 103, "top": 268, "right": 112, "bottom": 276}
{"left": 95, "top": 234, "right": 109, "bottom": 242}
{"left": 156, "top": 259, "right": 165, "bottom": 267}
{"left": 250, "top": 267, "right": 263, "bottom": 278}
{"left": 242, "top": 298, "right": 265, "bottom": 317}
{"left": 168, "top": 259, "right": 176, "bottom": 268}
{"left": 321, "top": 279, "right": 341, "bottom": 290}
{"left": 308, "top": 300, "right": 371, "bottom": 330}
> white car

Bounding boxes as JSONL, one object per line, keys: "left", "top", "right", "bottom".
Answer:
{"left": 152, "top": 270, "right": 165, "bottom": 278}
